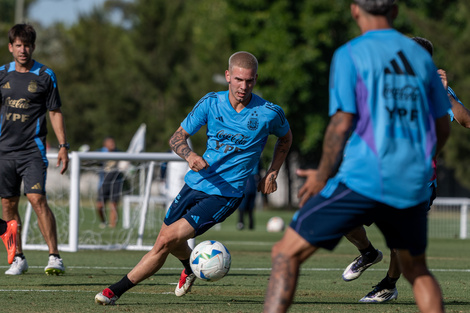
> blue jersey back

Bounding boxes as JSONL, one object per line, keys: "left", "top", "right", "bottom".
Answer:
{"left": 181, "top": 91, "right": 289, "bottom": 197}
{"left": 322, "top": 29, "right": 451, "bottom": 208}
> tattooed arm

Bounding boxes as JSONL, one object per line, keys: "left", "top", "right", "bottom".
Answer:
{"left": 257, "top": 129, "right": 293, "bottom": 194}
{"left": 297, "top": 111, "right": 354, "bottom": 207}
{"left": 169, "top": 126, "right": 208, "bottom": 172}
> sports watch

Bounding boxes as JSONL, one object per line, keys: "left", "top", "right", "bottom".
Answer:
{"left": 58, "top": 143, "right": 70, "bottom": 150}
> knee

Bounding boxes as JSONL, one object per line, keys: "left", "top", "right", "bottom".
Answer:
{"left": 399, "top": 255, "right": 429, "bottom": 283}
{"left": 154, "top": 232, "right": 176, "bottom": 255}
{"left": 271, "top": 240, "right": 295, "bottom": 261}
{"left": 271, "top": 241, "right": 282, "bottom": 259}
{"left": 29, "top": 195, "right": 49, "bottom": 210}
{"left": 32, "top": 202, "right": 51, "bottom": 216}
{"left": 400, "top": 263, "right": 413, "bottom": 281}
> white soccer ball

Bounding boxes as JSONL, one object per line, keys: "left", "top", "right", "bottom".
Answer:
{"left": 267, "top": 216, "right": 285, "bottom": 232}
{"left": 190, "top": 240, "right": 231, "bottom": 281}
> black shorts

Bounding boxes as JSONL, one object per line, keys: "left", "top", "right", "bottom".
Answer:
{"left": 290, "top": 183, "right": 429, "bottom": 256}
{"left": 97, "top": 170, "right": 124, "bottom": 202}
{"left": 0, "top": 158, "right": 48, "bottom": 197}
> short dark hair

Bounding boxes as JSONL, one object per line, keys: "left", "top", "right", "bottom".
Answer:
{"left": 353, "top": 0, "right": 396, "bottom": 15}
{"left": 412, "top": 37, "right": 433, "bottom": 56}
{"left": 8, "top": 23, "right": 36, "bottom": 45}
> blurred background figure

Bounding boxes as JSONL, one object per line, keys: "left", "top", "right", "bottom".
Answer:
{"left": 237, "top": 162, "right": 261, "bottom": 230}
{"left": 96, "top": 137, "right": 124, "bottom": 228}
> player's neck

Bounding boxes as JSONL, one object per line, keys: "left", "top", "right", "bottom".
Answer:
{"left": 231, "top": 102, "right": 247, "bottom": 113}
{"left": 229, "top": 94, "right": 252, "bottom": 113}
{"left": 359, "top": 20, "right": 393, "bottom": 33}
{"left": 15, "top": 60, "right": 34, "bottom": 73}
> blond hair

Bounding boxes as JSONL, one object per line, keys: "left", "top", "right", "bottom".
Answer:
{"left": 228, "top": 51, "right": 258, "bottom": 72}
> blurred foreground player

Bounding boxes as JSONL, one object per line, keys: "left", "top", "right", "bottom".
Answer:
{"left": 340, "top": 36, "right": 470, "bottom": 303}
{"left": 263, "top": 1, "right": 450, "bottom": 312}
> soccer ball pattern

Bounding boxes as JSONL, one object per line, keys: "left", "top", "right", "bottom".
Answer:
{"left": 266, "top": 216, "right": 285, "bottom": 232}
{"left": 190, "top": 240, "right": 231, "bottom": 281}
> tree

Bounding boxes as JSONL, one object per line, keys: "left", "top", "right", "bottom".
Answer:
{"left": 431, "top": 1, "right": 470, "bottom": 190}
{"left": 401, "top": 0, "right": 470, "bottom": 190}
{"left": 127, "top": 0, "right": 232, "bottom": 153}
{"left": 26, "top": 0, "right": 470, "bottom": 195}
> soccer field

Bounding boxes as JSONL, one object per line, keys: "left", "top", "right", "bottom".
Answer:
{"left": 2, "top": 210, "right": 469, "bottom": 313}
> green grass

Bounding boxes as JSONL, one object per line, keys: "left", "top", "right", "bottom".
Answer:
{"left": 2, "top": 210, "right": 470, "bottom": 312}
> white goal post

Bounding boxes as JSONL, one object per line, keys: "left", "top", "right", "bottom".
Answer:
{"left": 68, "top": 151, "right": 186, "bottom": 252}
{"left": 22, "top": 151, "right": 186, "bottom": 252}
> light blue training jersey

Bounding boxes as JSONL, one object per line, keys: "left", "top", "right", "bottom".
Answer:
{"left": 181, "top": 91, "right": 290, "bottom": 197}
{"left": 321, "top": 29, "right": 451, "bottom": 208}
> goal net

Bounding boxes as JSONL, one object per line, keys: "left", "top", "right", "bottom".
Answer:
{"left": 19, "top": 151, "right": 470, "bottom": 252}
{"left": 429, "top": 197, "right": 469, "bottom": 239}
{"left": 20, "top": 151, "right": 188, "bottom": 252}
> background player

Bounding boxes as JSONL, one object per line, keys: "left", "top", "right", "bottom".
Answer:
{"left": 95, "top": 136, "right": 124, "bottom": 228}
{"left": 0, "top": 23, "right": 68, "bottom": 276}
{"left": 237, "top": 161, "right": 261, "bottom": 230}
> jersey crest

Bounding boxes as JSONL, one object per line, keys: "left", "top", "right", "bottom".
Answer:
{"left": 247, "top": 111, "right": 259, "bottom": 131}
{"left": 28, "top": 80, "right": 38, "bottom": 93}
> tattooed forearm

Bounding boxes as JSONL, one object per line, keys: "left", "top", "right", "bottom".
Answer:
{"left": 275, "top": 135, "right": 292, "bottom": 154}
{"left": 268, "top": 129, "right": 293, "bottom": 173}
{"left": 317, "top": 112, "right": 353, "bottom": 182}
{"left": 169, "top": 128, "right": 193, "bottom": 160}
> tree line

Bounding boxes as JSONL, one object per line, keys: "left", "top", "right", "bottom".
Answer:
{"left": 1, "top": 0, "right": 470, "bottom": 192}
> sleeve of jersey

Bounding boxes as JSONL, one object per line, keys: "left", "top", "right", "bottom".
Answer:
{"left": 447, "top": 86, "right": 464, "bottom": 107}
{"left": 181, "top": 92, "right": 212, "bottom": 135}
{"left": 328, "top": 46, "right": 357, "bottom": 117}
{"left": 45, "top": 69, "right": 62, "bottom": 111}
{"left": 428, "top": 69, "right": 451, "bottom": 119}
{"left": 268, "top": 104, "right": 290, "bottom": 137}
{"left": 0, "top": 68, "right": 5, "bottom": 99}
{"left": 447, "top": 86, "right": 463, "bottom": 122}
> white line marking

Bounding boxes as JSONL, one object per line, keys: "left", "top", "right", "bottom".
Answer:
{"left": 0, "top": 267, "right": 468, "bottom": 296}
{"left": 0, "top": 289, "right": 174, "bottom": 295}
{"left": 1, "top": 266, "right": 469, "bottom": 272}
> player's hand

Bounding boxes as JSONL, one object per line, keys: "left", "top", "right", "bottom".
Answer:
{"left": 438, "top": 69, "right": 448, "bottom": 90}
{"left": 257, "top": 170, "right": 278, "bottom": 194}
{"left": 187, "top": 153, "right": 209, "bottom": 172}
{"left": 297, "top": 168, "right": 326, "bottom": 207}
{"left": 57, "top": 148, "right": 69, "bottom": 174}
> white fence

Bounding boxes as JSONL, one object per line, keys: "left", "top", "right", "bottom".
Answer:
{"left": 430, "top": 197, "right": 469, "bottom": 239}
